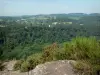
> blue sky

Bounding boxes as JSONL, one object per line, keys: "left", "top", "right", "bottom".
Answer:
{"left": 0, "top": 0, "right": 100, "bottom": 16}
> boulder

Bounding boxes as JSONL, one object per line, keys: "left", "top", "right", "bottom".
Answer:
{"left": 32, "top": 60, "right": 76, "bottom": 75}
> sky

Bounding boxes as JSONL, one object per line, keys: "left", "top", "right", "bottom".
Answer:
{"left": 0, "top": 0, "right": 100, "bottom": 16}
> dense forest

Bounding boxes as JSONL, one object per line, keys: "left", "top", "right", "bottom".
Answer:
{"left": 0, "top": 13, "right": 100, "bottom": 75}
{"left": 0, "top": 13, "right": 100, "bottom": 60}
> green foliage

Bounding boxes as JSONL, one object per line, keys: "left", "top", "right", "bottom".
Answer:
{"left": 13, "top": 60, "right": 24, "bottom": 71}
{"left": 42, "top": 43, "right": 59, "bottom": 62}
{"left": 64, "top": 37, "right": 100, "bottom": 75}
{"left": 20, "top": 53, "right": 42, "bottom": 72}
{"left": 64, "top": 37, "right": 100, "bottom": 60}
{"left": 20, "top": 61, "right": 30, "bottom": 72}
{"left": 12, "top": 37, "right": 100, "bottom": 75}
{"left": 16, "top": 43, "right": 59, "bottom": 72}
{"left": 54, "top": 48, "right": 68, "bottom": 60}
{"left": 72, "top": 61, "right": 92, "bottom": 75}
{"left": 1, "top": 44, "right": 43, "bottom": 60}
{"left": 0, "top": 14, "right": 100, "bottom": 60}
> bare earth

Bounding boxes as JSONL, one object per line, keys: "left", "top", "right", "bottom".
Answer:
{"left": 0, "top": 60, "right": 76, "bottom": 75}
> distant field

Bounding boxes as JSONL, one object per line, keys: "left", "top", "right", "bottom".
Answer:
{"left": 68, "top": 17, "right": 81, "bottom": 20}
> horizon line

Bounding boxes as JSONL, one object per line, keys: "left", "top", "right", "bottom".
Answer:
{"left": 0, "top": 13, "right": 100, "bottom": 17}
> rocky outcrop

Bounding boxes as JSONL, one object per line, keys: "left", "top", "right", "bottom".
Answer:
{"left": 0, "top": 60, "right": 76, "bottom": 75}
{"left": 33, "top": 60, "right": 76, "bottom": 75}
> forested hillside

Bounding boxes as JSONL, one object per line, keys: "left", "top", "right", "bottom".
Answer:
{"left": 0, "top": 13, "right": 100, "bottom": 60}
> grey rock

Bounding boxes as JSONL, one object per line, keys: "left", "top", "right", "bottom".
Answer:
{"left": 32, "top": 60, "right": 76, "bottom": 75}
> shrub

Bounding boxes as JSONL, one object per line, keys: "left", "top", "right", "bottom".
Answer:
{"left": 20, "top": 61, "right": 30, "bottom": 72}
{"left": 42, "top": 43, "right": 59, "bottom": 62}
{"left": 27, "top": 53, "right": 42, "bottom": 68}
{"left": 72, "top": 61, "right": 92, "bottom": 75}
{"left": 64, "top": 37, "right": 100, "bottom": 75}
{"left": 20, "top": 43, "right": 59, "bottom": 72}
{"left": 64, "top": 37, "right": 100, "bottom": 60}
{"left": 20, "top": 53, "right": 42, "bottom": 72}
{"left": 55, "top": 48, "right": 69, "bottom": 60}
{"left": 13, "top": 60, "right": 24, "bottom": 71}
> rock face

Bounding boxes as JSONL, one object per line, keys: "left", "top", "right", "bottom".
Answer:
{"left": 33, "top": 60, "right": 76, "bottom": 75}
{"left": 0, "top": 61, "right": 27, "bottom": 75}
{"left": 0, "top": 60, "right": 76, "bottom": 75}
